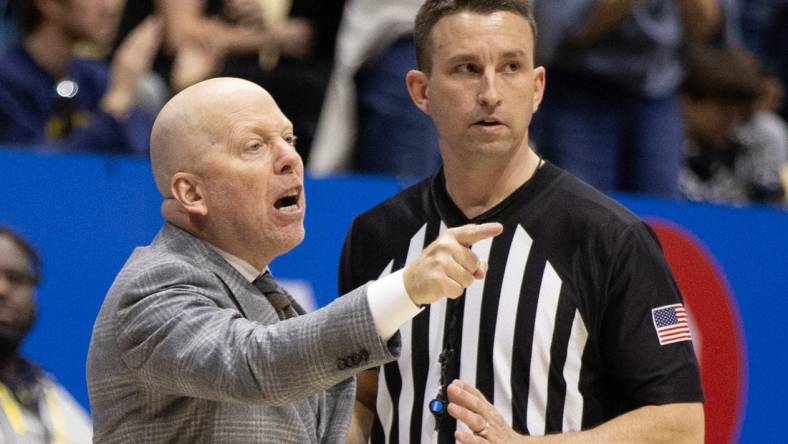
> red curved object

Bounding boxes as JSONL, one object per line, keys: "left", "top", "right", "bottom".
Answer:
{"left": 648, "top": 219, "right": 747, "bottom": 444}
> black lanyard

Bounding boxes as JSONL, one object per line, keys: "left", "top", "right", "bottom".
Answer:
{"left": 429, "top": 296, "right": 463, "bottom": 430}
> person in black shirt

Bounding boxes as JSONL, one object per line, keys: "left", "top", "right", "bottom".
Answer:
{"left": 341, "top": 1, "right": 704, "bottom": 443}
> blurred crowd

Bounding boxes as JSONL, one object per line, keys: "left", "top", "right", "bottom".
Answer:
{"left": 0, "top": 0, "right": 786, "bottom": 208}
{"left": 0, "top": 226, "right": 92, "bottom": 442}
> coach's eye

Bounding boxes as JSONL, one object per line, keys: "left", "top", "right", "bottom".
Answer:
{"left": 247, "top": 142, "right": 264, "bottom": 152}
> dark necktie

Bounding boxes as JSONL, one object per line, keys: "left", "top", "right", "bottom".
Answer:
{"left": 252, "top": 271, "right": 299, "bottom": 320}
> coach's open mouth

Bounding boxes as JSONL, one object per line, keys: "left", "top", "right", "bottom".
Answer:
{"left": 274, "top": 187, "right": 302, "bottom": 212}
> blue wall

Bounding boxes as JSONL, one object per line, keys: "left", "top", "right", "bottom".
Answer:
{"left": 1, "top": 148, "right": 786, "bottom": 442}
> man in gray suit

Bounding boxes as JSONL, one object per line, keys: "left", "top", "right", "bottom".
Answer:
{"left": 86, "top": 77, "right": 502, "bottom": 443}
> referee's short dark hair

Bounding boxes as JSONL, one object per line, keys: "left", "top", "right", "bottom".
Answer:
{"left": 413, "top": 0, "right": 538, "bottom": 73}
{"left": 0, "top": 226, "right": 42, "bottom": 284}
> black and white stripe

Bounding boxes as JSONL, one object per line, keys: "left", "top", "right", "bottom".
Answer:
{"left": 374, "top": 222, "right": 589, "bottom": 443}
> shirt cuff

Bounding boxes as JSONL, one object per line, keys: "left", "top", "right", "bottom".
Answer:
{"left": 367, "top": 269, "right": 424, "bottom": 340}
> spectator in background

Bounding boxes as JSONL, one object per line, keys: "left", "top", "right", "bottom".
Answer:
{"left": 738, "top": 71, "right": 788, "bottom": 206}
{"left": 529, "top": 0, "right": 730, "bottom": 197}
{"left": 681, "top": 0, "right": 741, "bottom": 45}
{"left": 0, "top": 0, "right": 161, "bottom": 154}
{"left": 110, "top": 0, "right": 345, "bottom": 163}
{"left": 739, "top": 0, "right": 788, "bottom": 121}
{"left": 308, "top": 0, "right": 442, "bottom": 179}
{"left": 680, "top": 45, "right": 787, "bottom": 206}
{"left": 0, "top": 226, "right": 92, "bottom": 443}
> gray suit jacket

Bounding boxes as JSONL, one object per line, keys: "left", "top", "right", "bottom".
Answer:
{"left": 87, "top": 224, "right": 400, "bottom": 443}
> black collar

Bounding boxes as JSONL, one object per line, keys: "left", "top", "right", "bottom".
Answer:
{"left": 429, "top": 160, "right": 559, "bottom": 227}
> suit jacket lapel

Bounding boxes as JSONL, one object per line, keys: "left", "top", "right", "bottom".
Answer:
{"left": 158, "top": 224, "right": 279, "bottom": 323}
{"left": 210, "top": 258, "right": 278, "bottom": 323}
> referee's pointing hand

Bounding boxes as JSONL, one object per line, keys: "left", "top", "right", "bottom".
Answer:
{"left": 403, "top": 222, "right": 504, "bottom": 306}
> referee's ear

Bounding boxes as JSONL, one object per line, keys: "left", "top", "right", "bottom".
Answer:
{"left": 406, "top": 69, "right": 430, "bottom": 115}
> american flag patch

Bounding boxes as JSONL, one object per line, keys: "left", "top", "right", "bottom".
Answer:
{"left": 651, "top": 303, "right": 692, "bottom": 346}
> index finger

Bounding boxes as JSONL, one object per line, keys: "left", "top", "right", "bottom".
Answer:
{"left": 448, "top": 223, "right": 503, "bottom": 247}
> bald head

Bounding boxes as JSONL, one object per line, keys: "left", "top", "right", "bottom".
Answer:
{"left": 150, "top": 78, "right": 278, "bottom": 196}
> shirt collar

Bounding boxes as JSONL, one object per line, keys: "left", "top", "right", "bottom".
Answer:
{"left": 206, "top": 244, "right": 266, "bottom": 283}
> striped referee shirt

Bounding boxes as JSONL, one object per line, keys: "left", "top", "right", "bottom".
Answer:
{"left": 340, "top": 163, "right": 703, "bottom": 443}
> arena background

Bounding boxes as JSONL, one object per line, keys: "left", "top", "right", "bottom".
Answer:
{"left": 1, "top": 148, "right": 785, "bottom": 443}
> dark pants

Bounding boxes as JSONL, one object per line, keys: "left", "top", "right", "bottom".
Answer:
{"left": 531, "top": 69, "right": 684, "bottom": 197}
{"left": 355, "top": 36, "right": 441, "bottom": 179}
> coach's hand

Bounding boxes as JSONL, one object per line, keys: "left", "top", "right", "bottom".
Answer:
{"left": 403, "top": 223, "right": 503, "bottom": 306}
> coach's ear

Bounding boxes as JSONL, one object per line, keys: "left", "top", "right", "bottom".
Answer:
{"left": 406, "top": 69, "right": 430, "bottom": 115}
{"left": 171, "top": 172, "right": 208, "bottom": 217}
